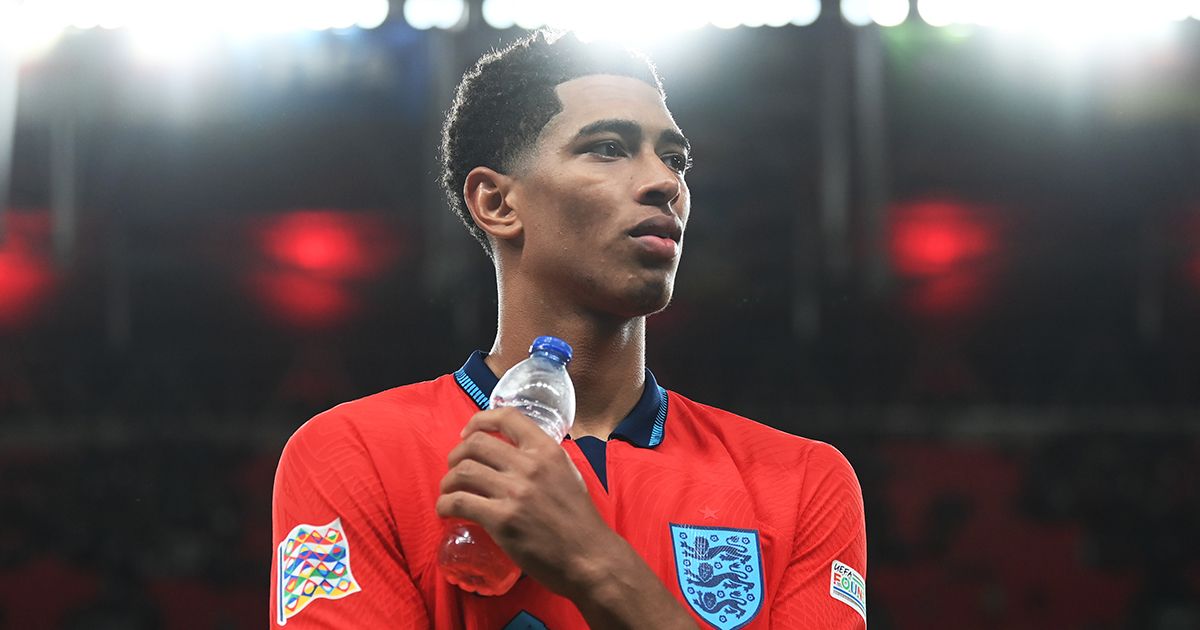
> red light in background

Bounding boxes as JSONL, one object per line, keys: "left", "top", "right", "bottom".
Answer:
{"left": 889, "top": 199, "right": 996, "bottom": 278}
{"left": 0, "top": 210, "right": 56, "bottom": 330}
{"left": 260, "top": 211, "right": 373, "bottom": 279}
{"left": 247, "top": 210, "right": 402, "bottom": 330}
{"left": 247, "top": 270, "right": 352, "bottom": 329}
{"left": 888, "top": 198, "right": 1001, "bottom": 317}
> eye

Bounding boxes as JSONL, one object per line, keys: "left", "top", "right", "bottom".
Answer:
{"left": 589, "top": 140, "right": 627, "bottom": 158}
{"left": 663, "top": 153, "right": 692, "bottom": 174}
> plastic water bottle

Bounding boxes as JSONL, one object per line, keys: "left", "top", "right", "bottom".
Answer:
{"left": 439, "top": 336, "right": 576, "bottom": 595}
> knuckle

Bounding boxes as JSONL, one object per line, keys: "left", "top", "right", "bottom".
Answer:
{"left": 510, "top": 480, "right": 535, "bottom": 503}
{"left": 457, "top": 459, "right": 482, "bottom": 479}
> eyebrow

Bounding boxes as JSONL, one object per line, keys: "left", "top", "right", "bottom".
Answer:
{"left": 574, "top": 118, "right": 691, "bottom": 154}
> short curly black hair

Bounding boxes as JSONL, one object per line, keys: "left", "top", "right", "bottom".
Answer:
{"left": 439, "top": 31, "right": 665, "bottom": 258}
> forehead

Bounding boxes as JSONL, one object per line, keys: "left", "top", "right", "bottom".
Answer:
{"left": 542, "top": 74, "right": 679, "bottom": 142}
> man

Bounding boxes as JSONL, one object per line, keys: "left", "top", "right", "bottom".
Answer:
{"left": 271, "top": 31, "right": 866, "bottom": 629}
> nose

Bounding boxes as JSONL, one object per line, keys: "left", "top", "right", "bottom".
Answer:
{"left": 634, "top": 156, "right": 682, "bottom": 210}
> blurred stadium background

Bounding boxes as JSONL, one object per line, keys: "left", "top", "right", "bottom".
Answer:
{"left": 2, "top": 0, "right": 1199, "bottom": 628}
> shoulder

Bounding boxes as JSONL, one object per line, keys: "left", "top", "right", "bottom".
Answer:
{"left": 284, "top": 374, "right": 466, "bottom": 459}
{"left": 667, "top": 391, "right": 832, "bottom": 460}
{"left": 666, "top": 390, "right": 860, "bottom": 492}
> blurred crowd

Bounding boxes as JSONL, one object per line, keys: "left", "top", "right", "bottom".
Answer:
{"left": 1, "top": 429, "right": 1197, "bottom": 628}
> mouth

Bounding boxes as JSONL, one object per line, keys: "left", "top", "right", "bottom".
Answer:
{"left": 628, "top": 215, "right": 683, "bottom": 243}
{"left": 628, "top": 215, "right": 684, "bottom": 260}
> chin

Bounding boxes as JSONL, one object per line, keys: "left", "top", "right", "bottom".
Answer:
{"left": 622, "top": 281, "right": 674, "bottom": 317}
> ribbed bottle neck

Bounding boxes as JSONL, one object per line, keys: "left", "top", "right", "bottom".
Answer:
{"left": 530, "top": 349, "right": 570, "bottom": 366}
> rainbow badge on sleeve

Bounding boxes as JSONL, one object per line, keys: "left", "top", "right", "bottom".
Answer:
{"left": 277, "top": 518, "right": 361, "bottom": 625}
{"left": 829, "top": 559, "right": 866, "bottom": 623}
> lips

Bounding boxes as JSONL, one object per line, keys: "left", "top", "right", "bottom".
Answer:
{"left": 628, "top": 215, "right": 683, "bottom": 243}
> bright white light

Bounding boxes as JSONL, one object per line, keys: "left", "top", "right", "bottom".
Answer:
{"left": 125, "top": 0, "right": 221, "bottom": 64}
{"left": 0, "top": 1, "right": 68, "bottom": 61}
{"left": 1149, "top": 0, "right": 1193, "bottom": 21}
{"left": 326, "top": 1, "right": 359, "bottom": 30}
{"left": 528, "top": 1, "right": 703, "bottom": 46}
{"left": 739, "top": 3, "right": 768, "bottom": 28}
{"left": 511, "top": 0, "right": 551, "bottom": 30}
{"left": 918, "top": 0, "right": 1191, "bottom": 34}
{"left": 1031, "top": 0, "right": 1182, "bottom": 52}
{"left": 917, "top": 0, "right": 957, "bottom": 27}
{"left": 870, "top": 0, "right": 909, "bottom": 26}
{"left": 403, "top": 0, "right": 465, "bottom": 30}
{"left": 481, "top": 0, "right": 517, "bottom": 29}
{"left": 64, "top": 0, "right": 104, "bottom": 29}
{"left": 757, "top": 0, "right": 796, "bottom": 27}
{"left": 840, "top": 0, "right": 873, "bottom": 26}
{"left": 96, "top": 0, "right": 130, "bottom": 29}
{"left": 478, "top": 0, "right": 824, "bottom": 33}
{"left": 708, "top": 0, "right": 745, "bottom": 29}
{"left": 356, "top": 0, "right": 390, "bottom": 29}
{"left": 128, "top": 27, "right": 214, "bottom": 64}
{"left": 736, "top": 0, "right": 800, "bottom": 28}
{"left": 791, "top": 0, "right": 822, "bottom": 26}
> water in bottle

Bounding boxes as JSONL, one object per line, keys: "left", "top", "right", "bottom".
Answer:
{"left": 439, "top": 336, "right": 576, "bottom": 595}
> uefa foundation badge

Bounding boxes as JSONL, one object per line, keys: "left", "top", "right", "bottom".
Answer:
{"left": 829, "top": 559, "right": 866, "bottom": 623}
{"left": 670, "top": 523, "right": 764, "bottom": 630}
{"left": 277, "top": 518, "right": 361, "bottom": 625}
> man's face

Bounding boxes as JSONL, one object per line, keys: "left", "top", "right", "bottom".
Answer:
{"left": 506, "top": 74, "right": 691, "bottom": 318}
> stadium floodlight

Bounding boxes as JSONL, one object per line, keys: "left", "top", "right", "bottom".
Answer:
{"left": 791, "top": 0, "right": 822, "bottom": 26}
{"left": 64, "top": 0, "right": 104, "bottom": 30}
{"left": 1032, "top": 0, "right": 1186, "bottom": 53}
{"left": 0, "top": 0, "right": 68, "bottom": 61}
{"left": 355, "top": 0, "right": 390, "bottom": 29}
{"left": 840, "top": 0, "right": 874, "bottom": 26}
{"left": 511, "top": 0, "right": 551, "bottom": 30}
{"left": 754, "top": 0, "right": 797, "bottom": 28}
{"left": 721, "top": 0, "right": 800, "bottom": 28}
{"left": 1155, "top": 0, "right": 1195, "bottom": 21}
{"left": 708, "top": 0, "right": 745, "bottom": 29}
{"left": 869, "top": 0, "right": 910, "bottom": 26}
{"left": 481, "top": 0, "right": 824, "bottom": 34}
{"left": 917, "top": 0, "right": 957, "bottom": 27}
{"left": 125, "top": 0, "right": 221, "bottom": 63}
{"left": 403, "top": 0, "right": 466, "bottom": 30}
{"left": 516, "top": 0, "right": 702, "bottom": 46}
{"left": 481, "top": 0, "right": 517, "bottom": 29}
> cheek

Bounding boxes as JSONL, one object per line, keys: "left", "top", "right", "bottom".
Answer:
{"left": 541, "top": 179, "right": 616, "bottom": 236}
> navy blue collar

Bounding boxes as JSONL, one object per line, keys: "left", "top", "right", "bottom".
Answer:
{"left": 453, "top": 350, "right": 668, "bottom": 448}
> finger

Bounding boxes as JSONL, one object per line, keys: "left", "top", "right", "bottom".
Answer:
{"left": 440, "top": 458, "right": 508, "bottom": 498}
{"left": 436, "top": 490, "right": 504, "bottom": 526}
{"left": 447, "top": 429, "right": 521, "bottom": 471}
{"left": 461, "top": 407, "right": 551, "bottom": 447}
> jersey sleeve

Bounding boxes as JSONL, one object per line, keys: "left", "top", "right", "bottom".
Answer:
{"left": 269, "top": 409, "right": 430, "bottom": 628}
{"left": 771, "top": 441, "right": 867, "bottom": 629}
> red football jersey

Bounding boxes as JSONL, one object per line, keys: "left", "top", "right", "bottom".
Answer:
{"left": 271, "top": 353, "right": 867, "bottom": 629}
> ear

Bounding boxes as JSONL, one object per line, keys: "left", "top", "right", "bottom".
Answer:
{"left": 464, "top": 166, "right": 523, "bottom": 245}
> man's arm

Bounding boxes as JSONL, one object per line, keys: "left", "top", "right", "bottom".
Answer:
{"left": 770, "top": 441, "right": 868, "bottom": 629}
{"left": 271, "top": 411, "right": 430, "bottom": 628}
{"left": 437, "top": 408, "right": 699, "bottom": 629}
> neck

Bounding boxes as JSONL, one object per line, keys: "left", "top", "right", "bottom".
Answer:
{"left": 484, "top": 270, "right": 647, "bottom": 441}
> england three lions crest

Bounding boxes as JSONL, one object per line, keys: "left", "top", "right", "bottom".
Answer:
{"left": 670, "top": 523, "right": 763, "bottom": 630}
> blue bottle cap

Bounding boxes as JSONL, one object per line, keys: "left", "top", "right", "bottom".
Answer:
{"left": 530, "top": 336, "right": 573, "bottom": 363}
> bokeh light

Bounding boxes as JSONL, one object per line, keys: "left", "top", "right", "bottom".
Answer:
{"left": 0, "top": 210, "right": 57, "bottom": 330}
